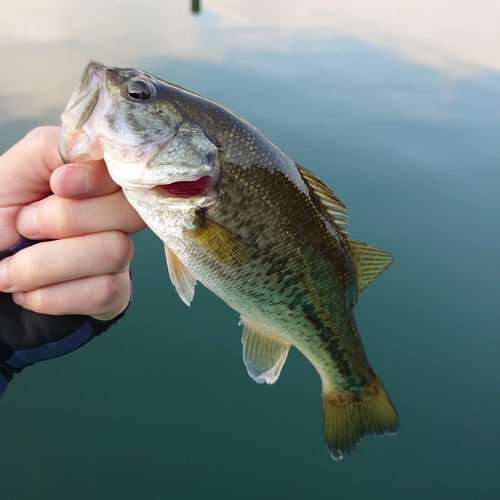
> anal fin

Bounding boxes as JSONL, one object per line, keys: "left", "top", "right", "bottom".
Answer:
{"left": 164, "top": 245, "right": 196, "bottom": 306}
{"left": 240, "top": 316, "right": 291, "bottom": 385}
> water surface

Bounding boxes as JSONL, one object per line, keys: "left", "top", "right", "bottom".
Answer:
{"left": 1, "top": 1, "right": 499, "bottom": 499}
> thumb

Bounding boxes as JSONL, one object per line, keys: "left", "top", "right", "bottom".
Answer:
{"left": 0, "top": 126, "right": 64, "bottom": 249}
{"left": 0, "top": 126, "right": 63, "bottom": 203}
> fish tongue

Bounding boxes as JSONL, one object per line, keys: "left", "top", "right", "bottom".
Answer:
{"left": 158, "top": 176, "right": 209, "bottom": 198}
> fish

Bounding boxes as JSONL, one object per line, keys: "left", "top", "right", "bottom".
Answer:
{"left": 59, "top": 61, "right": 398, "bottom": 460}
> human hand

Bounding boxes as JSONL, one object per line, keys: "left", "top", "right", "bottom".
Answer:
{"left": 0, "top": 126, "right": 146, "bottom": 321}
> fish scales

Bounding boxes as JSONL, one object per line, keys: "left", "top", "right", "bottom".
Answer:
{"left": 59, "top": 61, "right": 398, "bottom": 460}
{"left": 165, "top": 83, "right": 370, "bottom": 382}
{"left": 208, "top": 163, "right": 368, "bottom": 384}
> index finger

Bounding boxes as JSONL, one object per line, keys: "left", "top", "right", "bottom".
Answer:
{"left": 0, "top": 126, "right": 62, "bottom": 207}
{"left": 0, "top": 126, "right": 63, "bottom": 249}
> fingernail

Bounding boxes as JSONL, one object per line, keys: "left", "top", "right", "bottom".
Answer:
{"left": 17, "top": 204, "right": 38, "bottom": 238}
{"left": 0, "top": 259, "right": 13, "bottom": 291}
{"left": 12, "top": 292, "right": 26, "bottom": 307}
{"left": 53, "top": 166, "right": 91, "bottom": 197}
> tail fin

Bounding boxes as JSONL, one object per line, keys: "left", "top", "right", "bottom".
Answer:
{"left": 322, "top": 372, "right": 398, "bottom": 460}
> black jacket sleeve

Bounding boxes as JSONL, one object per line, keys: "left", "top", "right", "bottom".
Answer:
{"left": 0, "top": 238, "right": 127, "bottom": 397}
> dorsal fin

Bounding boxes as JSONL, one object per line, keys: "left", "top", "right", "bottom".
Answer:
{"left": 346, "top": 239, "right": 394, "bottom": 294}
{"left": 296, "top": 163, "right": 349, "bottom": 236}
{"left": 240, "top": 316, "right": 291, "bottom": 384}
{"left": 295, "top": 164, "right": 392, "bottom": 293}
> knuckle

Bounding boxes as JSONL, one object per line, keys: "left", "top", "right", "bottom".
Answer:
{"left": 98, "top": 231, "right": 134, "bottom": 272}
{"left": 91, "top": 272, "right": 131, "bottom": 320}
{"left": 126, "top": 207, "right": 147, "bottom": 234}
{"left": 94, "top": 274, "right": 123, "bottom": 308}
{"left": 114, "top": 192, "right": 146, "bottom": 234}
{"left": 22, "top": 261, "right": 40, "bottom": 289}
{"left": 10, "top": 252, "right": 41, "bottom": 290}
{"left": 50, "top": 198, "right": 74, "bottom": 236}
{"left": 36, "top": 196, "right": 74, "bottom": 237}
{"left": 111, "top": 231, "right": 134, "bottom": 267}
{"left": 24, "top": 126, "right": 58, "bottom": 157}
{"left": 25, "top": 126, "right": 48, "bottom": 147}
{"left": 24, "top": 287, "right": 53, "bottom": 313}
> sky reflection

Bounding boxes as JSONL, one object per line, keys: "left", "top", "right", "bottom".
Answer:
{"left": 0, "top": 0, "right": 499, "bottom": 123}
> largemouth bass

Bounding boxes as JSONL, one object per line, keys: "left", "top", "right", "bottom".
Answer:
{"left": 59, "top": 61, "right": 398, "bottom": 460}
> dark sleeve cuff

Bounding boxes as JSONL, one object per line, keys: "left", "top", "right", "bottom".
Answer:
{"left": 0, "top": 309, "right": 127, "bottom": 399}
{"left": 87, "top": 306, "right": 128, "bottom": 335}
{"left": 0, "top": 370, "right": 8, "bottom": 398}
{"left": 0, "top": 305, "right": 128, "bottom": 373}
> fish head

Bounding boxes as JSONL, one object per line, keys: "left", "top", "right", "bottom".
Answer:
{"left": 59, "top": 61, "right": 220, "bottom": 208}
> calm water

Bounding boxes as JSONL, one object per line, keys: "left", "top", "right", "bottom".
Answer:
{"left": 1, "top": 1, "right": 499, "bottom": 499}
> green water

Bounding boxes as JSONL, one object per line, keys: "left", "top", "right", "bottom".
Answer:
{"left": 1, "top": 2, "right": 499, "bottom": 498}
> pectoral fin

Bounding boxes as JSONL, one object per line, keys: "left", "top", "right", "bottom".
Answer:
{"left": 190, "top": 211, "right": 251, "bottom": 266}
{"left": 347, "top": 239, "right": 394, "bottom": 294}
{"left": 164, "top": 245, "right": 196, "bottom": 306}
{"left": 240, "top": 316, "right": 291, "bottom": 384}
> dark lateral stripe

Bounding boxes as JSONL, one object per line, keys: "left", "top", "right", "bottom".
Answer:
{"left": 0, "top": 371, "right": 7, "bottom": 397}
{"left": 298, "top": 300, "right": 364, "bottom": 386}
{"left": 6, "top": 319, "right": 94, "bottom": 369}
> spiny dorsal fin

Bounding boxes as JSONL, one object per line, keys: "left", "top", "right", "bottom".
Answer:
{"left": 190, "top": 212, "right": 251, "bottom": 266}
{"left": 240, "top": 316, "right": 291, "bottom": 384}
{"left": 296, "top": 163, "right": 349, "bottom": 236}
{"left": 164, "top": 245, "right": 196, "bottom": 306}
{"left": 347, "top": 239, "right": 394, "bottom": 294}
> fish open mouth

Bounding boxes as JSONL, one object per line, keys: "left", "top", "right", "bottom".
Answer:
{"left": 156, "top": 176, "right": 209, "bottom": 198}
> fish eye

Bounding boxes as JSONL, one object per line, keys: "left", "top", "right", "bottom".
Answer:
{"left": 125, "top": 79, "right": 155, "bottom": 101}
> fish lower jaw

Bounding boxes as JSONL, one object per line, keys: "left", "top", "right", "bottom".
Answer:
{"left": 122, "top": 179, "right": 217, "bottom": 210}
{"left": 117, "top": 175, "right": 213, "bottom": 197}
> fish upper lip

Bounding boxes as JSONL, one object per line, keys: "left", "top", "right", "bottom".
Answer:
{"left": 140, "top": 161, "right": 219, "bottom": 189}
{"left": 158, "top": 175, "right": 209, "bottom": 185}
{"left": 120, "top": 174, "right": 212, "bottom": 191}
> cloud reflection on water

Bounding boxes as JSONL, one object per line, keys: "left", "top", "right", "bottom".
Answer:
{"left": 209, "top": 0, "right": 500, "bottom": 77}
{"left": 0, "top": 0, "right": 498, "bottom": 122}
